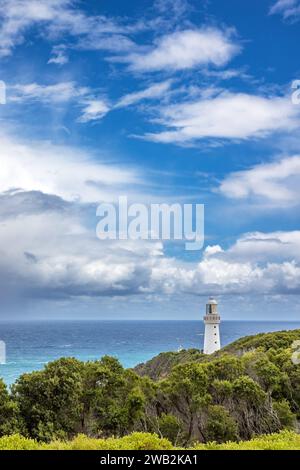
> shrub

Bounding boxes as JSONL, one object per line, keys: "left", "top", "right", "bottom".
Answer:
{"left": 0, "top": 434, "right": 40, "bottom": 450}
{"left": 192, "top": 430, "right": 300, "bottom": 450}
{"left": 0, "top": 430, "right": 299, "bottom": 450}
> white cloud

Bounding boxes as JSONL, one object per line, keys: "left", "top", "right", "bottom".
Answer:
{"left": 144, "top": 92, "right": 300, "bottom": 144}
{"left": 0, "top": 201, "right": 165, "bottom": 301}
{"left": 220, "top": 155, "right": 300, "bottom": 205}
{"left": 7, "top": 79, "right": 174, "bottom": 123}
{"left": 202, "top": 68, "right": 252, "bottom": 81}
{"left": 0, "top": 0, "right": 70, "bottom": 57}
{"left": 117, "top": 28, "right": 240, "bottom": 72}
{"left": 154, "top": 0, "right": 190, "bottom": 17}
{"left": 76, "top": 81, "right": 173, "bottom": 122}
{"left": 76, "top": 33, "right": 137, "bottom": 53}
{"left": 204, "top": 245, "right": 224, "bottom": 257}
{"left": 1, "top": 184, "right": 300, "bottom": 300}
{"left": 270, "top": 0, "right": 300, "bottom": 20}
{"left": 78, "top": 99, "right": 110, "bottom": 123}
{"left": 149, "top": 230, "right": 300, "bottom": 296}
{"left": 0, "top": 132, "right": 138, "bottom": 203}
{"left": 216, "top": 231, "right": 300, "bottom": 264}
{"left": 48, "top": 44, "right": 69, "bottom": 65}
{"left": 9, "top": 81, "right": 88, "bottom": 103}
{"left": 115, "top": 80, "right": 172, "bottom": 109}
{"left": 8, "top": 80, "right": 112, "bottom": 124}
{"left": 0, "top": 0, "right": 132, "bottom": 57}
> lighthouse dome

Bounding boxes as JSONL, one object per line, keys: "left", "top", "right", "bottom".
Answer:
{"left": 208, "top": 297, "right": 217, "bottom": 305}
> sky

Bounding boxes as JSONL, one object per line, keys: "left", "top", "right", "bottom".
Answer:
{"left": 0, "top": 0, "right": 300, "bottom": 320}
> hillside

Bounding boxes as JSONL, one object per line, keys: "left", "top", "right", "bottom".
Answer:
{"left": 134, "top": 348, "right": 207, "bottom": 380}
{"left": 223, "top": 329, "right": 300, "bottom": 354}
{"left": 134, "top": 329, "right": 300, "bottom": 380}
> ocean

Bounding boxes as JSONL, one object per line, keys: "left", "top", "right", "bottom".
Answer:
{"left": 0, "top": 320, "right": 300, "bottom": 386}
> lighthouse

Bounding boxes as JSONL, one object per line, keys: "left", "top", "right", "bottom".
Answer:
{"left": 203, "top": 297, "right": 221, "bottom": 354}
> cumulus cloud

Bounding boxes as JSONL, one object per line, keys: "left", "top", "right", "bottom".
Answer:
{"left": 0, "top": 190, "right": 71, "bottom": 219}
{"left": 116, "top": 28, "right": 240, "bottom": 72}
{"left": 0, "top": 183, "right": 300, "bottom": 301}
{"left": 149, "top": 231, "right": 300, "bottom": 296}
{"left": 0, "top": 191, "right": 164, "bottom": 301}
{"left": 1, "top": 130, "right": 299, "bottom": 301}
{"left": 220, "top": 155, "right": 300, "bottom": 205}
{"left": 0, "top": 132, "right": 138, "bottom": 203}
{"left": 144, "top": 92, "right": 300, "bottom": 144}
{"left": 212, "top": 231, "right": 300, "bottom": 264}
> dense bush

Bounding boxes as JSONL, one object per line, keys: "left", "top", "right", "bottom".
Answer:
{"left": 0, "top": 379, "right": 20, "bottom": 436}
{"left": 11, "top": 356, "right": 148, "bottom": 442}
{"left": 193, "top": 430, "right": 300, "bottom": 450}
{"left": 0, "top": 430, "right": 299, "bottom": 451}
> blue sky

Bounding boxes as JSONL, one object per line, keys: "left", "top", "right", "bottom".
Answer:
{"left": 0, "top": 0, "right": 300, "bottom": 320}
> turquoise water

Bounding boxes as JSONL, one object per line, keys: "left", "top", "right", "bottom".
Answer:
{"left": 0, "top": 320, "right": 300, "bottom": 385}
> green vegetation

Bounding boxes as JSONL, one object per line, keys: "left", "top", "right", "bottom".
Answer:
{"left": 0, "top": 329, "right": 299, "bottom": 449}
{"left": 0, "top": 430, "right": 299, "bottom": 450}
{"left": 134, "top": 348, "right": 205, "bottom": 380}
{"left": 193, "top": 430, "right": 300, "bottom": 450}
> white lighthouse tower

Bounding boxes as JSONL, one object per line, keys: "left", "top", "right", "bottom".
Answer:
{"left": 203, "top": 297, "right": 221, "bottom": 354}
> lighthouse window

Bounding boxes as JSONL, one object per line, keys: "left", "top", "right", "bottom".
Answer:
{"left": 214, "top": 326, "right": 216, "bottom": 329}
{"left": 215, "top": 341, "right": 217, "bottom": 344}
{"left": 209, "top": 305, "right": 212, "bottom": 314}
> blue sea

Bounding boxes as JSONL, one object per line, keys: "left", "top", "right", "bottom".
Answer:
{"left": 0, "top": 320, "right": 300, "bottom": 386}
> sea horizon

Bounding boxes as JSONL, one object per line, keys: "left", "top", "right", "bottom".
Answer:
{"left": 1, "top": 318, "right": 300, "bottom": 323}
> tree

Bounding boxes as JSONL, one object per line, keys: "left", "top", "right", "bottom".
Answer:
{"left": 242, "top": 352, "right": 282, "bottom": 393}
{"left": 207, "top": 354, "right": 244, "bottom": 382}
{"left": 158, "top": 363, "right": 211, "bottom": 443}
{"left": 232, "top": 376, "right": 266, "bottom": 406}
{"left": 0, "top": 379, "right": 20, "bottom": 436}
{"left": 210, "top": 379, "right": 233, "bottom": 404}
{"left": 273, "top": 400, "right": 296, "bottom": 429}
{"left": 12, "top": 358, "right": 84, "bottom": 441}
{"left": 82, "top": 357, "right": 145, "bottom": 437}
{"left": 205, "top": 405, "right": 238, "bottom": 443}
{"left": 232, "top": 376, "right": 280, "bottom": 439}
{"left": 157, "top": 413, "right": 183, "bottom": 445}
